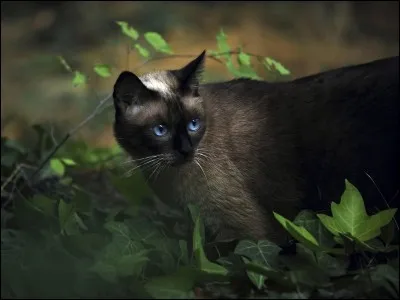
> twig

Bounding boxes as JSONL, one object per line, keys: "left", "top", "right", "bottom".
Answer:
{"left": 1, "top": 165, "right": 23, "bottom": 192}
{"left": 132, "top": 49, "right": 267, "bottom": 71}
{"left": 28, "top": 93, "right": 113, "bottom": 181}
{"left": 364, "top": 171, "right": 399, "bottom": 230}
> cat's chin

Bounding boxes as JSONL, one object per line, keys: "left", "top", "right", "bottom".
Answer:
{"left": 170, "top": 155, "right": 194, "bottom": 167}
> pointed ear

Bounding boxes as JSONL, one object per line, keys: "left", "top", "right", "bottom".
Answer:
{"left": 113, "top": 71, "right": 152, "bottom": 110}
{"left": 174, "top": 50, "right": 206, "bottom": 96}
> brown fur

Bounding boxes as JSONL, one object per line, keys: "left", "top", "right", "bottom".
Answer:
{"left": 113, "top": 53, "right": 399, "bottom": 244}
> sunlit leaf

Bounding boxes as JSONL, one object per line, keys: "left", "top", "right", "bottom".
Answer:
{"left": 50, "top": 158, "right": 65, "bottom": 176}
{"left": 93, "top": 64, "right": 112, "bottom": 78}
{"left": 331, "top": 180, "right": 369, "bottom": 234}
{"left": 216, "top": 28, "right": 230, "bottom": 57}
{"left": 134, "top": 43, "right": 150, "bottom": 58}
{"left": 264, "top": 57, "right": 290, "bottom": 75}
{"left": 144, "top": 32, "right": 173, "bottom": 54}
{"left": 273, "top": 212, "right": 320, "bottom": 250}
{"left": 61, "top": 158, "right": 76, "bottom": 166}
{"left": 115, "top": 21, "right": 139, "bottom": 40}
{"left": 238, "top": 52, "right": 251, "bottom": 66}
{"left": 316, "top": 214, "right": 340, "bottom": 236}
{"left": 236, "top": 65, "right": 261, "bottom": 80}
{"left": 72, "top": 71, "right": 87, "bottom": 87}
{"left": 361, "top": 208, "right": 398, "bottom": 241}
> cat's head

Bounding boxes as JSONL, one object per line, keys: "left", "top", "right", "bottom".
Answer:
{"left": 113, "top": 50, "right": 207, "bottom": 168}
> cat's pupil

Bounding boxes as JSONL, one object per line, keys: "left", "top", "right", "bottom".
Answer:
{"left": 153, "top": 124, "right": 168, "bottom": 137}
{"left": 187, "top": 118, "right": 200, "bottom": 132}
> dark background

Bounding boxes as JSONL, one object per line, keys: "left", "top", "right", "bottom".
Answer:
{"left": 1, "top": 1, "right": 399, "bottom": 148}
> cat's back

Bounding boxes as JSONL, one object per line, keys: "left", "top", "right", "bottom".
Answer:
{"left": 199, "top": 56, "right": 399, "bottom": 216}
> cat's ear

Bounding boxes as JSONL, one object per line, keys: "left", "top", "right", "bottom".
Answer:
{"left": 175, "top": 50, "right": 206, "bottom": 96}
{"left": 113, "top": 71, "right": 152, "bottom": 110}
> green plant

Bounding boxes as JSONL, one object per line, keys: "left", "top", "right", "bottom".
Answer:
{"left": 1, "top": 21, "right": 398, "bottom": 299}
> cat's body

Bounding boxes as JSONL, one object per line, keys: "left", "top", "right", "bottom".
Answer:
{"left": 113, "top": 53, "right": 399, "bottom": 243}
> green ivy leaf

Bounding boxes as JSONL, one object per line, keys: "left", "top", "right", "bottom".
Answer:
{"left": 316, "top": 214, "right": 340, "bottom": 236}
{"left": 134, "top": 43, "right": 150, "bottom": 58}
{"left": 178, "top": 240, "right": 189, "bottom": 265}
{"left": 235, "top": 65, "right": 261, "bottom": 80}
{"left": 238, "top": 52, "right": 251, "bottom": 66}
{"left": 354, "top": 237, "right": 399, "bottom": 253}
{"left": 273, "top": 212, "right": 320, "bottom": 250}
{"left": 144, "top": 266, "right": 197, "bottom": 299}
{"left": 244, "top": 262, "right": 293, "bottom": 288}
{"left": 144, "top": 32, "right": 173, "bottom": 54}
{"left": 242, "top": 257, "right": 265, "bottom": 290}
{"left": 29, "top": 195, "right": 56, "bottom": 217}
{"left": 216, "top": 28, "right": 231, "bottom": 58}
{"left": 90, "top": 261, "right": 117, "bottom": 283}
{"left": 72, "top": 71, "right": 87, "bottom": 87}
{"left": 360, "top": 208, "right": 398, "bottom": 241}
{"left": 115, "top": 21, "right": 139, "bottom": 40}
{"left": 61, "top": 158, "right": 76, "bottom": 166}
{"left": 318, "top": 180, "right": 397, "bottom": 243}
{"left": 371, "top": 264, "right": 399, "bottom": 298}
{"left": 107, "top": 171, "right": 153, "bottom": 207}
{"left": 234, "top": 239, "right": 281, "bottom": 269}
{"left": 50, "top": 158, "right": 65, "bottom": 176}
{"left": 264, "top": 57, "right": 290, "bottom": 75}
{"left": 294, "top": 210, "right": 336, "bottom": 248}
{"left": 104, "top": 221, "right": 131, "bottom": 238}
{"left": 93, "top": 64, "right": 112, "bottom": 78}
{"left": 315, "top": 251, "right": 348, "bottom": 277}
{"left": 58, "top": 200, "right": 75, "bottom": 234}
{"left": 189, "top": 205, "right": 228, "bottom": 277}
{"left": 235, "top": 240, "right": 280, "bottom": 290}
{"left": 115, "top": 251, "right": 149, "bottom": 277}
{"left": 331, "top": 180, "right": 369, "bottom": 236}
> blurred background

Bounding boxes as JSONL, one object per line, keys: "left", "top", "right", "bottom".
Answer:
{"left": 1, "top": 1, "right": 399, "bottom": 149}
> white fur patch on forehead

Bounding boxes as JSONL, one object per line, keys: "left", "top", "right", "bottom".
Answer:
{"left": 139, "top": 71, "right": 176, "bottom": 98}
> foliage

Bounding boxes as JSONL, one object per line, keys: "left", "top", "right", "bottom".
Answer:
{"left": 1, "top": 21, "right": 398, "bottom": 299}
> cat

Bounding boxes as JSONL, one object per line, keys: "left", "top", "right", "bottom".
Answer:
{"left": 112, "top": 51, "right": 399, "bottom": 244}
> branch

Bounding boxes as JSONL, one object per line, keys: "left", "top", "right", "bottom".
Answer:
{"left": 133, "top": 49, "right": 268, "bottom": 71}
{"left": 28, "top": 92, "right": 113, "bottom": 181}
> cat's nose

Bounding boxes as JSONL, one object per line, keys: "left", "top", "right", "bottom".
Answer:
{"left": 179, "top": 137, "right": 193, "bottom": 156}
{"left": 175, "top": 136, "right": 194, "bottom": 163}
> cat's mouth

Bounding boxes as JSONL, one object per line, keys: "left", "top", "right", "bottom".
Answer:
{"left": 170, "top": 151, "right": 195, "bottom": 166}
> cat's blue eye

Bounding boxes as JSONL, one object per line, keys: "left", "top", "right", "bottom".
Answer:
{"left": 152, "top": 124, "right": 168, "bottom": 137}
{"left": 187, "top": 118, "right": 201, "bottom": 132}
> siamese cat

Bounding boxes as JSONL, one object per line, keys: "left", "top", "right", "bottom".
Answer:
{"left": 113, "top": 51, "right": 399, "bottom": 244}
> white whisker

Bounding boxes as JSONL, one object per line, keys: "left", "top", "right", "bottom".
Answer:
{"left": 123, "top": 157, "right": 162, "bottom": 177}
